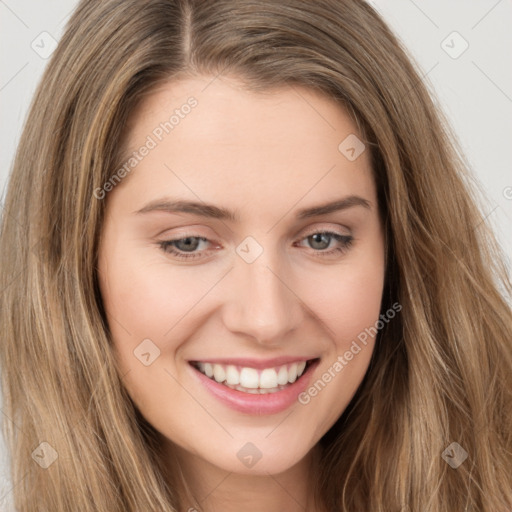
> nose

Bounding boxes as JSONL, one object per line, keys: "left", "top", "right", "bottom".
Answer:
{"left": 221, "top": 250, "right": 304, "bottom": 345}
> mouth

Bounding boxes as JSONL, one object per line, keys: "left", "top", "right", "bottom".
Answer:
{"left": 188, "top": 357, "right": 319, "bottom": 414}
{"left": 190, "top": 359, "right": 316, "bottom": 394}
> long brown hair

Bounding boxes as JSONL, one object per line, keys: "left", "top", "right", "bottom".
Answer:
{"left": 1, "top": 0, "right": 511, "bottom": 510}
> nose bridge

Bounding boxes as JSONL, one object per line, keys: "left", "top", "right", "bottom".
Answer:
{"left": 222, "top": 243, "right": 302, "bottom": 343}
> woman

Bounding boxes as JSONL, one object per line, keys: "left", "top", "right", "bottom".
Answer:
{"left": 0, "top": 0, "right": 511, "bottom": 510}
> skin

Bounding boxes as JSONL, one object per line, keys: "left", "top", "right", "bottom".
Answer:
{"left": 97, "top": 75, "right": 385, "bottom": 512}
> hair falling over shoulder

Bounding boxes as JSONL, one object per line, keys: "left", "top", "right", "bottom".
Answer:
{"left": 0, "top": 0, "right": 511, "bottom": 510}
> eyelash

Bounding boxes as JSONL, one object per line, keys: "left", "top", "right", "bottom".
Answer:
{"left": 157, "top": 230, "right": 354, "bottom": 260}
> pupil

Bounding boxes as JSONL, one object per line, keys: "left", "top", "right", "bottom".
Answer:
{"left": 177, "top": 237, "right": 199, "bottom": 251}
{"left": 310, "top": 233, "right": 329, "bottom": 250}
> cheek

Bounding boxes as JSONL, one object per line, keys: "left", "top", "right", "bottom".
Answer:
{"left": 292, "top": 247, "right": 385, "bottom": 433}
{"left": 100, "top": 249, "right": 215, "bottom": 345}
{"left": 301, "top": 258, "right": 385, "bottom": 347}
{"left": 293, "top": 280, "right": 383, "bottom": 436}
{"left": 98, "top": 252, "right": 207, "bottom": 428}
{"left": 331, "top": 270, "right": 383, "bottom": 341}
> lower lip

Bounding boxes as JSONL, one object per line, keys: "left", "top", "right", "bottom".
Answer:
{"left": 191, "top": 360, "right": 319, "bottom": 415}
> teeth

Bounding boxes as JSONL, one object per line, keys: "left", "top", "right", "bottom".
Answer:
{"left": 204, "top": 363, "right": 213, "bottom": 378}
{"left": 195, "top": 360, "right": 310, "bottom": 391}
{"left": 260, "top": 368, "right": 278, "bottom": 388}
{"left": 288, "top": 363, "right": 298, "bottom": 383}
{"left": 225, "top": 365, "right": 240, "bottom": 385}
{"left": 276, "top": 365, "right": 289, "bottom": 385}
{"left": 224, "top": 382, "right": 287, "bottom": 394}
{"left": 213, "top": 364, "right": 226, "bottom": 383}
{"left": 240, "top": 367, "right": 259, "bottom": 388}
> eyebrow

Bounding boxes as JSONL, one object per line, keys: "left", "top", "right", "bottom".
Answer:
{"left": 134, "top": 195, "right": 371, "bottom": 221}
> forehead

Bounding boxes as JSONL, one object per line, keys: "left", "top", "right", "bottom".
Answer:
{"left": 113, "top": 75, "right": 376, "bottom": 217}
{"left": 126, "top": 75, "right": 363, "bottom": 153}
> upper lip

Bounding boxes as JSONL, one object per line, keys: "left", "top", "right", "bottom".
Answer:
{"left": 189, "top": 356, "right": 318, "bottom": 369}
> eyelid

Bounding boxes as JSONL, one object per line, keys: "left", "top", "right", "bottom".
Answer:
{"left": 157, "top": 223, "right": 354, "bottom": 261}
{"left": 157, "top": 222, "right": 351, "bottom": 245}
{"left": 155, "top": 223, "right": 218, "bottom": 239}
{"left": 298, "top": 223, "right": 351, "bottom": 238}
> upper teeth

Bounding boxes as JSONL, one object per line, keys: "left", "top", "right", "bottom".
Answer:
{"left": 196, "top": 361, "right": 308, "bottom": 389}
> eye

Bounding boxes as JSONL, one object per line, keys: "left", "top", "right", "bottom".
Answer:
{"left": 295, "top": 231, "right": 354, "bottom": 257}
{"left": 158, "top": 236, "right": 212, "bottom": 260}
{"left": 158, "top": 230, "right": 354, "bottom": 261}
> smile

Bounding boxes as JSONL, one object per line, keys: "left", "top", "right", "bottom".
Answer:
{"left": 189, "top": 357, "right": 319, "bottom": 415}
{"left": 192, "top": 360, "right": 311, "bottom": 394}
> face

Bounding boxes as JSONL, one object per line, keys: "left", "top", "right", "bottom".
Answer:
{"left": 97, "top": 75, "right": 385, "bottom": 477}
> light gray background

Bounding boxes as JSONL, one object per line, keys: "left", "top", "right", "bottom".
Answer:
{"left": 1, "top": 1, "right": 511, "bottom": 508}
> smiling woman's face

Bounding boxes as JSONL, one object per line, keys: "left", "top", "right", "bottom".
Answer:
{"left": 97, "top": 75, "right": 385, "bottom": 477}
